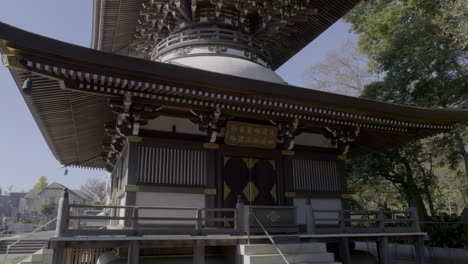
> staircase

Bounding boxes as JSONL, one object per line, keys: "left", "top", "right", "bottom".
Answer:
{"left": 239, "top": 242, "right": 341, "bottom": 264}
{"left": 0, "top": 240, "right": 47, "bottom": 254}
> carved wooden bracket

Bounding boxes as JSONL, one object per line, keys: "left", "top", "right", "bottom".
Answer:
{"left": 105, "top": 96, "right": 162, "bottom": 170}
{"left": 190, "top": 107, "right": 232, "bottom": 143}
{"left": 324, "top": 126, "right": 360, "bottom": 157}
{"left": 275, "top": 118, "right": 303, "bottom": 150}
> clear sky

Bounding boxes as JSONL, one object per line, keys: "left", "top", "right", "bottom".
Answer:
{"left": 0, "top": 0, "right": 357, "bottom": 193}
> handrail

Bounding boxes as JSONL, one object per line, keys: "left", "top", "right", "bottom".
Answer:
{"left": 250, "top": 211, "right": 290, "bottom": 264}
{"left": 4, "top": 217, "right": 57, "bottom": 263}
{"left": 62, "top": 205, "right": 238, "bottom": 236}
{"left": 0, "top": 229, "right": 15, "bottom": 238}
{"left": 307, "top": 207, "right": 419, "bottom": 234}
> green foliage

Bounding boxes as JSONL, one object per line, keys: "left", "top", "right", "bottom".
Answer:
{"left": 345, "top": 0, "right": 467, "bottom": 107}
{"left": 39, "top": 201, "right": 56, "bottom": 215}
{"left": 20, "top": 219, "right": 32, "bottom": 224}
{"left": 91, "top": 200, "right": 105, "bottom": 206}
{"left": 343, "top": 0, "right": 468, "bottom": 220}
{"left": 33, "top": 176, "right": 48, "bottom": 190}
{"left": 349, "top": 141, "right": 440, "bottom": 218}
{"left": 423, "top": 215, "right": 468, "bottom": 248}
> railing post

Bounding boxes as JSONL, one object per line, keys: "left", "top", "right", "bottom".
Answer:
{"left": 128, "top": 240, "right": 139, "bottom": 264}
{"left": 409, "top": 205, "right": 421, "bottom": 232}
{"left": 53, "top": 188, "right": 69, "bottom": 264}
{"left": 339, "top": 210, "right": 346, "bottom": 232}
{"left": 55, "top": 188, "right": 69, "bottom": 237}
{"left": 377, "top": 236, "right": 390, "bottom": 264}
{"left": 305, "top": 198, "right": 315, "bottom": 234}
{"left": 132, "top": 207, "right": 139, "bottom": 236}
{"left": 196, "top": 209, "right": 203, "bottom": 235}
{"left": 414, "top": 235, "right": 425, "bottom": 264}
{"left": 234, "top": 195, "right": 245, "bottom": 235}
{"left": 377, "top": 210, "right": 385, "bottom": 232}
{"left": 193, "top": 240, "right": 205, "bottom": 264}
{"left": 339, "top": 237, "right": 351, "bottom": 264}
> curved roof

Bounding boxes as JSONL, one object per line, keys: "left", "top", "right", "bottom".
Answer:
{"left": 169, "top": 56, "right": 286, "bottom": 84}
{"left": 1, "top": 22, "right": 467, "bottom": 168}
{"left": 91, "top": 0, "right": 362, "bottom": 70}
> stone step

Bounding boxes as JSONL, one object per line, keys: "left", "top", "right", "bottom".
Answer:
{"left": 244, "top": 252, "right": 335, "bottom": 264}
{"left": 240, "top": 243, "right": 327, "bottom": 255}
{"left": 0, "top": 246, "right": 45, "bottom": 254}
{"left": 2, "top": 249, "right": 44, "bottom": 254}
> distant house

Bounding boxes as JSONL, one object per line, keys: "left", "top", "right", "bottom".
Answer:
{"left": 5, "top": 192, "right": 26, "bottom": 218}
{"left": 24, "top": 182, "right": 89, "bottom": 215}
{"left": 0, "top": 195, "right": 8, "bottom": 217}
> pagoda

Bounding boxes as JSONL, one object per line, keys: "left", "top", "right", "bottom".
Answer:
{"left": 1, "top": 0, "right": 467, "bottom": 263}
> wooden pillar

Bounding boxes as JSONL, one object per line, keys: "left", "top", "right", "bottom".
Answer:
{"left": 377, "top": 236, "right": 390, "bottom": 264}
{"left": 53, "top": 189, "right": 69, "bottom": 264}
{"left": 234, "top": 195, "right": 245, "bottom": 235}
{"left": 282, "top": 156, "right": 295, "bottom": 206}
{"left": 414, "top": 236, "right": 425, "bottom": 264}
{"left": 204, "top": 146, "right": 219, "bottom": 227}
{"left": 52, "top": 242, "right": 65, "bottom": 264}
{"left": 132, "top": 207, "right": 139, "bottom": 236}
{"left": 125, "top": 141, "right": 138, "bottom": 227}
{"left": 193, "top": 240, "right": 205, "bottom": 264}
{"left": 276, "top": 156, "right": 285, "bottom": 206}
{"left": 128, "top": 241, "right": 139, "bottom": 264}
{"left": 55, "top": 188, "right": 70, "bottom": 237}
{"left": 409, "top": 205, "right": 421, "bottom": 232}
{"left": 305, "top": 198, "right": 315, "bottom": 234}
{"left": 339, "top": 237, "right": 351, "bottom": 264}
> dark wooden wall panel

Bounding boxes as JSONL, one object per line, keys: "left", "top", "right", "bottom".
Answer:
{"left": 135, "top": 145, "right": 207, "bottom": 187}
{"left": 291, "top": 159, "right": 344, "bottom": 192}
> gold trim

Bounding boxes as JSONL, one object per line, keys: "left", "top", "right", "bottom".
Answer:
{"left": 223, "top": 156, "right": 231, "bottom": 166}
{"left": 204, "top": 188, "right": 217, "bottom": 195}
{"left": 281, "top": 150, "right": 295, "bottom": 156}
{"left": 2, "top": 55, "right": 27, "bottom": 72}
{"left": 125, "top": 185, "right": 139, "bottom": 192}
{"left": 337, "top": 154, "right": 347, "bottom": 160}
{"left": 127, "top": 136, "right": 143, "bottom": 142}
{"left": 223, "top": 182, "right": 231, "bottom": 200}
{"left": 270, "top": 184, "right": 277, "bottom": 201}
{"left": 341, "top": 193, "right": 354, "bottom": 199}
{"left": 243, "top": 182, "right": 259, "bottom": 202}
{"left": 269, "top": 160, "right": 276, "bottom": 169}
{"left": 203, "top": 143, "right": 219, "bottom": 149}
{"left": 284, "top": 192, "right": 296, "bottom": 198}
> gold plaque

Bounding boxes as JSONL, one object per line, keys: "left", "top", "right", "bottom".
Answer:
{"left": 225, "top": 121, "right": 278, "bottom": 149}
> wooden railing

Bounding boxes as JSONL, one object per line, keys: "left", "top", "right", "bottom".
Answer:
{"left": 56, "top": 189, "right": 245, "bottom": 237}
{"left": 55, "top": 189, "right": 421, "bottom": 237}
{"left": 305, "top": 199, "right": 420, "bottom": 234}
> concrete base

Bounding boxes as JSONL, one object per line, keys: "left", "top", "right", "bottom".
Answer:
{"left": 19, "top": 248, "right": 53, "bottom": 264}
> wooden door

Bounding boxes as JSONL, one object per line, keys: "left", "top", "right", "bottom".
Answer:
{"left": 223, "top": 157, "right": 277, "bottom": 208}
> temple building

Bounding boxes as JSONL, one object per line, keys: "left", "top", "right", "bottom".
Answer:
{"left": 1, "top": 0, "right": 467, "bottom": 263}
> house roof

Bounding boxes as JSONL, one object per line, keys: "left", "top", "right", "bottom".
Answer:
{"left": 0, "top": 22, "right": 467, "bottom": 169}
{"left": 24, "top": 182, "right": 89, "bottom": 200}
{"left": 24, "top": 189, "right": 40, "bottom": 199}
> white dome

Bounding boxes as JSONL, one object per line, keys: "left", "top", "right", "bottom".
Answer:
{"left": 169, "top": 56, "right": 286, "bottom": 84}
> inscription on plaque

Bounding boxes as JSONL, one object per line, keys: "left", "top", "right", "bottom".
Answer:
{"left": 225, "top": 121, "right": 278, "bottom": 149}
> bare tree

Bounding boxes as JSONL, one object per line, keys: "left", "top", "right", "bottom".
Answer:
{"left": 302, "top": 39, "right": 379, "bottom": 96}
{"left": 80, "top": 178, "right": 106, "bottom": 202}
